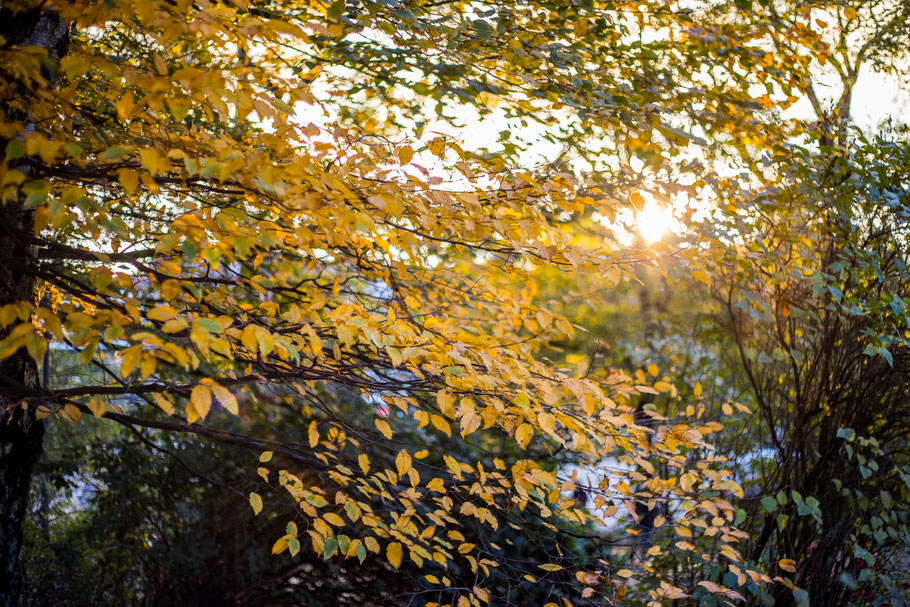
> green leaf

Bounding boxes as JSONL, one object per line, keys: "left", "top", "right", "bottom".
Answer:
{"left": 761, "top": 496, "right": 778, "bottom": 513}
{"left": 472, "top": 19, "right": 494, "bottom": 40}
{"left": 5, "top": 139, "right": 24, "bottom": 160}
{"left": 327, "top": 0, "right": 345, "bottom": 19}
{"left": 102, "top": 145, "right": 132, "bottom": 160}
{"left": 324, "top": 537, "right": 339, "bottom": 559}
{"left": 836, "top": 427, "right": 856, "bottom": 442}
{"left": 195, "top": 318, "right": 223, "bottom": 333}
{"left": 880, "top": 347, "right": 893, "bottom": 367}
{"left": 881, "top": 491, "right": 892, "bottom": 509}
{"left": 288, "top": 537, "right": 301, "bottom": 556}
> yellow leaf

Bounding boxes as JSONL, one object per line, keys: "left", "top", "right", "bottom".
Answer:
{"left": 436, "top": 390, "right": 455, "bottom": 414}
{"left": 386, "top": 346, "right": 402, "bottom": 367}
{"left": 693, "top": 381, "right": 703, "bottom": 397}
{"left": 249, "top": 492, "right": 263, "bottom": 515}
{"left": 259, "top": 451, "right": 273, "bottom": 463}
{"left": 148, "top": 305, "right": 177, "bottom": 321}
{"left": 426, "top": 478, "right": 446, "bottom": 493}
{"left": 120, "top": 345, "right": 142, "bottom": 378}
{"left": 459, "top": 407, "right": 481, "bottom": 437}
{"left": 309, "top": 420, "right": 319, "bottom": 447}
{"left": 844, "top": 5, "right": 857, "bottom": 19}
{"left": 516, "top": 423, "right": 533, "bottom": 449}
{"left": 387, "top": 542, "right": 403, "bottom": 569}
{"left": 87, "top": 396, "right": 106, "bottom": 418}
{"left": 375, "top": 418, "right": 393, "bottom": 439}
{"left": 271, "top": 537, "right": 289, "bottom": 554}
{"left": 779, "top": 559, "right": 797, "bottom": 572}
{"left": 444, "top": 454, "right": 461, "bottom": 476}
{"left": 427, "top": 137, "right": 446, "bottom": 158}
{"left": 722, "top": 402, "right": 733, "bottom": 416}
{"left": 139, "top": 148, "right": 160, "bottom": 174}
{"left": 324, "top": 513, "right": 345, "bottom": 526}
{"left": 396, "top": 449, "right": 412, "bottom": 476}
{"left": 697, "top": 581, "right": 725, "bottom": 594}
{"left": 647, "top": 363, "right": 658, "bottom": 376}
{"left": 190, "top": 384, "right": 212, "bottom": 420}
{"left": 116, "top": 91, "right": 135, "bottom": 119}
{"left": 153, "top": 53, "right": 167, "bottom": 74}
{"left": 139, "top": 353, "right": 156, "bottom": 380}
{"left": 118, "top": 168, "right": 139, "bottom": 195}
{"left": 398, "top": 145, "right": 414, "bottom": 164}
{"left": 63, "top": 403, "right": 82, "bottom": 422}
{"left": 211, "top": 383, "right": 239, "bottom": 415}
{"left": 431, "top": 414, "right": 451, "bottom": 436}
{"left": 161, "top": 318, "right": 188, "bottom": 333}
{"left": 241, "top": 326, "right": 258, "bottom": 353}
{"left": 616, "top": 569, "right": 633, "bottom": 578}
{"left": 538, "top": 563, "right": 562, "bottom": 571}
{"left": 576, "top": 571, "right": 599, "bottom": 585}
{"left": 153, "top": 392, "right": 175, "bottom": 415}
{"left": 514, "top": 391, "right": 530, "bottom": 408}
{"left": 358, "top": 453, "right": 371, "bottom": 475}
{"left": 537, "top": 411, "right": 556, "bottom": 434}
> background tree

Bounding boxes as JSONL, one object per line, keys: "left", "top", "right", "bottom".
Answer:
{"left": 684, "top": 2, "right": 910, "bottom": 605}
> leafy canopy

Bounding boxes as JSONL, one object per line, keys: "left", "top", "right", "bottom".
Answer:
{"left": 0, "top": 0, "right": 821, "bottom": 604}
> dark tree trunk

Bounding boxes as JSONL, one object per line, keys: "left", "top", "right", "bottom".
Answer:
{"left": 0, "top": 10, "right": 68, "bottom": 606}
{"left": 0, "top": 204, "right": 43, "bottom": 606}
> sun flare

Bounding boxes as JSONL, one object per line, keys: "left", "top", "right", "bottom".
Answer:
{"left": 637, "top": 201, "right": 676, "bottom": 244}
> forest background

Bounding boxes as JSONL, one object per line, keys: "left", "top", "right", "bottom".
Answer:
{"left": 2, "top": 1, "right": 910, "bottom": 606}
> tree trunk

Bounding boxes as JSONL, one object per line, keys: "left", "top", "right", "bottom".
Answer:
{"left": 0, "top": 10, "right": 68, "bottom": 605}
{"left": 0, "top": 203, "right": 42, "bottom": 606}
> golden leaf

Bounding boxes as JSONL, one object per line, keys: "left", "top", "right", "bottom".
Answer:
{"left": 396, "top": 449, "right": 412, "bottom": 476}
{"left": 515, "top": 423, "right": 534, "bottom": 449}
{"left": 87, "top": 396, "right": 106, "bottom": 418}
{"left": 375, "top": 418, "right": 393, "bottom": 439}
{"left": 398, "top": 145, "right": 414, "bottom": 164}
{"left": 387, "top": 542, "right": 403, "bottom": 569}
{"left": 249, "top": 492, "right": 263, "bottom": 515}
{"left": 190, "top": 384, "right": 212, "bottom": 420}
{"left": 308, "top": 420, "right": 319, "bottom": 447}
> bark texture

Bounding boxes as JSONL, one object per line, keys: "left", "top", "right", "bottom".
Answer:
{"left": 0, "top": 10, "right": 68, "bottom": 606}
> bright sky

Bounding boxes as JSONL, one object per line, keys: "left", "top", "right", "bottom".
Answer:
{"left": 634, "top": 66, "right": 910, "bottom": 244}
{"left": 786, "top": 65, "right": 910, "bottom": 129}
{"left": 292, "top": 42, "right": 909, "bottom": 246}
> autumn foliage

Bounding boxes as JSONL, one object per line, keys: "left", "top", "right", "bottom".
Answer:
{"left": 4, "top": 0, "right": 909, "bottom": 606}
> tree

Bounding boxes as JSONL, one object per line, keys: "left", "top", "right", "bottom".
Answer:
{"left": 680, "top": 2, "right": 910, "bottom": 605}
{"left": 1, "top": 0, "right": 814, "bottom": 605}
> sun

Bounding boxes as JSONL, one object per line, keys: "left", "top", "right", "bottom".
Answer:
{"left": 636, "top": 200, "right": 677, "bottom": 243}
